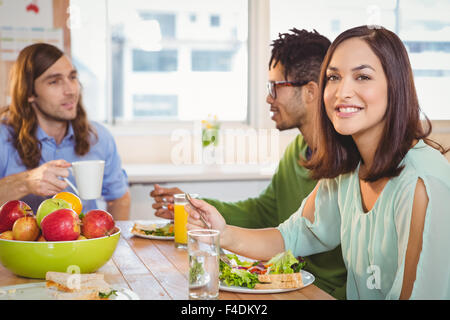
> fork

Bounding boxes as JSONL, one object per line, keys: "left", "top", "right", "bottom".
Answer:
{"left": 185, "top": 193, "right": 233, "bottom": 267}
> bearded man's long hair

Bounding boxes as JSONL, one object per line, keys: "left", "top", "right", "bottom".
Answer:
{"left": 0, "top": 43, "right": 96, "bottom": 169}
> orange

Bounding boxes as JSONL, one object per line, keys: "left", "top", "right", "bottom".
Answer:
{"left": 53, "top": 191, "right": 83, "bottom": 215}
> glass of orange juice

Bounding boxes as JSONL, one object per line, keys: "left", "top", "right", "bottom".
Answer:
{"left": 174, "top": 193, "right": 198, "bottom": 249}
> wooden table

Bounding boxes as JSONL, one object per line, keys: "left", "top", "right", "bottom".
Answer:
{"left": 0, "top": 220, "right": 335, "bottom": 300}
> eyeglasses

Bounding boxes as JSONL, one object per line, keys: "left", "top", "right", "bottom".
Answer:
{"left": 267, "top": 80, "right": 309, "bottom": 99}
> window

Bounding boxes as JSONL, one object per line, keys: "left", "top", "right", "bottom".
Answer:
{"left": 191, "top": 50, "right": 234, "bottom": 71}
{"left": 132, "top": 49, "right": 178, "bottom": 72}
{"left": 210, "top": 15, "right": 220, "bottom": 27}
{"left": 270, "top": 0, "right": 450, "bottom": 120}
{"left": 71, "top": 0, "right": 248, "bottom": 123}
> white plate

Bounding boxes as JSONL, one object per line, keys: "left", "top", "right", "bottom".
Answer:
{"left": 219, "top": 270, "right": 315, "bottom": 294}
{"left": 0, "top": 282, "right": 140, "bottom": 300}
{"left": 130, "top": 220, "right": 174, "bottom": 240}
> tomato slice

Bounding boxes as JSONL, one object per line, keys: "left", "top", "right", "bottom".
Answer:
{"left": 247, "top": 266, "right": 267, "bottom": 274}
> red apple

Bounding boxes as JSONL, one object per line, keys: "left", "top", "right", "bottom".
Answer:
{"left": 41, "top": 208, "right": 80, "bottom": 241}
{"left": 0, "top": 200, "right": 33, "bottom": 233}
{"left": 12, "top": 216, "right": 40, "bottom": 241}
{"left": 81, "top": 209, "right": 115, "bottom": 239}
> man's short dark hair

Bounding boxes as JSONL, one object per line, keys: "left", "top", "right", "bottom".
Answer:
{"left": 269, "top": 28, "right": 331, "bottom": 83}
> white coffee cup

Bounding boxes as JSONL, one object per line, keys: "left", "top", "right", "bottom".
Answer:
{"left": 63, "top": 160, "right": 105, "bottom": 200}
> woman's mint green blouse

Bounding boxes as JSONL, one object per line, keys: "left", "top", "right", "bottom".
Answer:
{"left": 278, "top": 140, "right": 450, "bottom": 299}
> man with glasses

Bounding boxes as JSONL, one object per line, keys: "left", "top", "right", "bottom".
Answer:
{"left": 150, "top": 29, "right": 347, "bottom": 299}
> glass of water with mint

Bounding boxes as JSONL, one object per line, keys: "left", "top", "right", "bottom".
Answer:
{"left": 187, "top": 229, "right": 220, "bottom": 300}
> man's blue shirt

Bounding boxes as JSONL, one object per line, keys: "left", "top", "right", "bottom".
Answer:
{"left": 0, "top": 121, "right": 128, "bottom": 213}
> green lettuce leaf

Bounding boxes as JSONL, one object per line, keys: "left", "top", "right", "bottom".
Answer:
{"left": 219, "top": 260, "right": 259, "bottom": 289}
{"left": 267, "top": 250, "right": 303, "bottom": 274}
{"left": 225, "top": 254, "right": 254, "bottom": 268}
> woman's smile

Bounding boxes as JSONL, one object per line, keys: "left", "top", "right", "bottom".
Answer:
{"left": 334, "top": 104, "right": 364, "bottom": 118}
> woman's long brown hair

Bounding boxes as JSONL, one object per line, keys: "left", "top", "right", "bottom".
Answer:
{"left": 302, "top": 26, "right": 448, "bottom": 182}
{"left": 0, "top": 43, "right": 96, "bottom": 170}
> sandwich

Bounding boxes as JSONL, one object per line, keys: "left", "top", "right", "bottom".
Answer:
{"left": 219, "top": 250, "right": 306, "bottom": 290}
{"left": 131, "top": 222, "right": 157, "bottom": 235}
{"left": 254, "top": 272, "right": 303, "bottom": 289}
{"left": 131, "top": 222, "right": 174, "bottom": 237}
{"left": 45, "top": 271, "right": 117, "bottom": 300}
{"left": 255, "top": 250, "right": 305, "bottom": 289}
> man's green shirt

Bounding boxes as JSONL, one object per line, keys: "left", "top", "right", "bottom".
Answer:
{"left": 203, "top": 134, "right": 347, "bottom": 299}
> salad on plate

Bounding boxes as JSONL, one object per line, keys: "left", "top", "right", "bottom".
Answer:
{"left": 219, "top": 250, "right": 307, "bottom": 290}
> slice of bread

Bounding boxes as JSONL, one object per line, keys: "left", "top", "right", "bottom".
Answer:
{"left": 258, "top": 272, "right": 303, "bottom": 283}
{"left": 46, "top": 271, "right": 104, "bottom": 282}
{"left": 45, "top": 271, "right": 113, "bottom": 300}
{"left": 132, "top": 223, "right": 156, "bottom": 232}
{"left": 254, "top": 280, "right": 303, "bottom": 290}
{"left": 255, "top": 272, "right": 303, "bottom": 289}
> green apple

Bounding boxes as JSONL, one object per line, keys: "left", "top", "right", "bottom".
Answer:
{"left": 36, "top": 198, "right": 71, "bottom": 228}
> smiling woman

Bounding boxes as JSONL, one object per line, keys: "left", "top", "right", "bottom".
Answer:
{"left": 306, "top": 26, "right": 448, "bottom": 182}
{"left": 185, "top": 25, "right": 450, "bottom": 300}
{"left": 293, "top": 25, "right": 450, "bottom": 299}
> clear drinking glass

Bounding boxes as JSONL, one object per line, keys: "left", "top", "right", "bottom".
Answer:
{"left": 174, "top": 193, "right": 197, "bottom": 249}
{"left": 188, "top": 229, "right": 220, "bottom": 300}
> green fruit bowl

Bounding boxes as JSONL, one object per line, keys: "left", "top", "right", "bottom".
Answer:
{"left": 0, "top": 228, "right": 120, "bottom": 279}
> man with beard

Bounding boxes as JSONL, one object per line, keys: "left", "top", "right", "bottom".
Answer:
{"left": 0, "top": 43, "right": 130, "bottom": 220}
{"left": 150, "top": 29, "right": 347, "bottom": 299}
